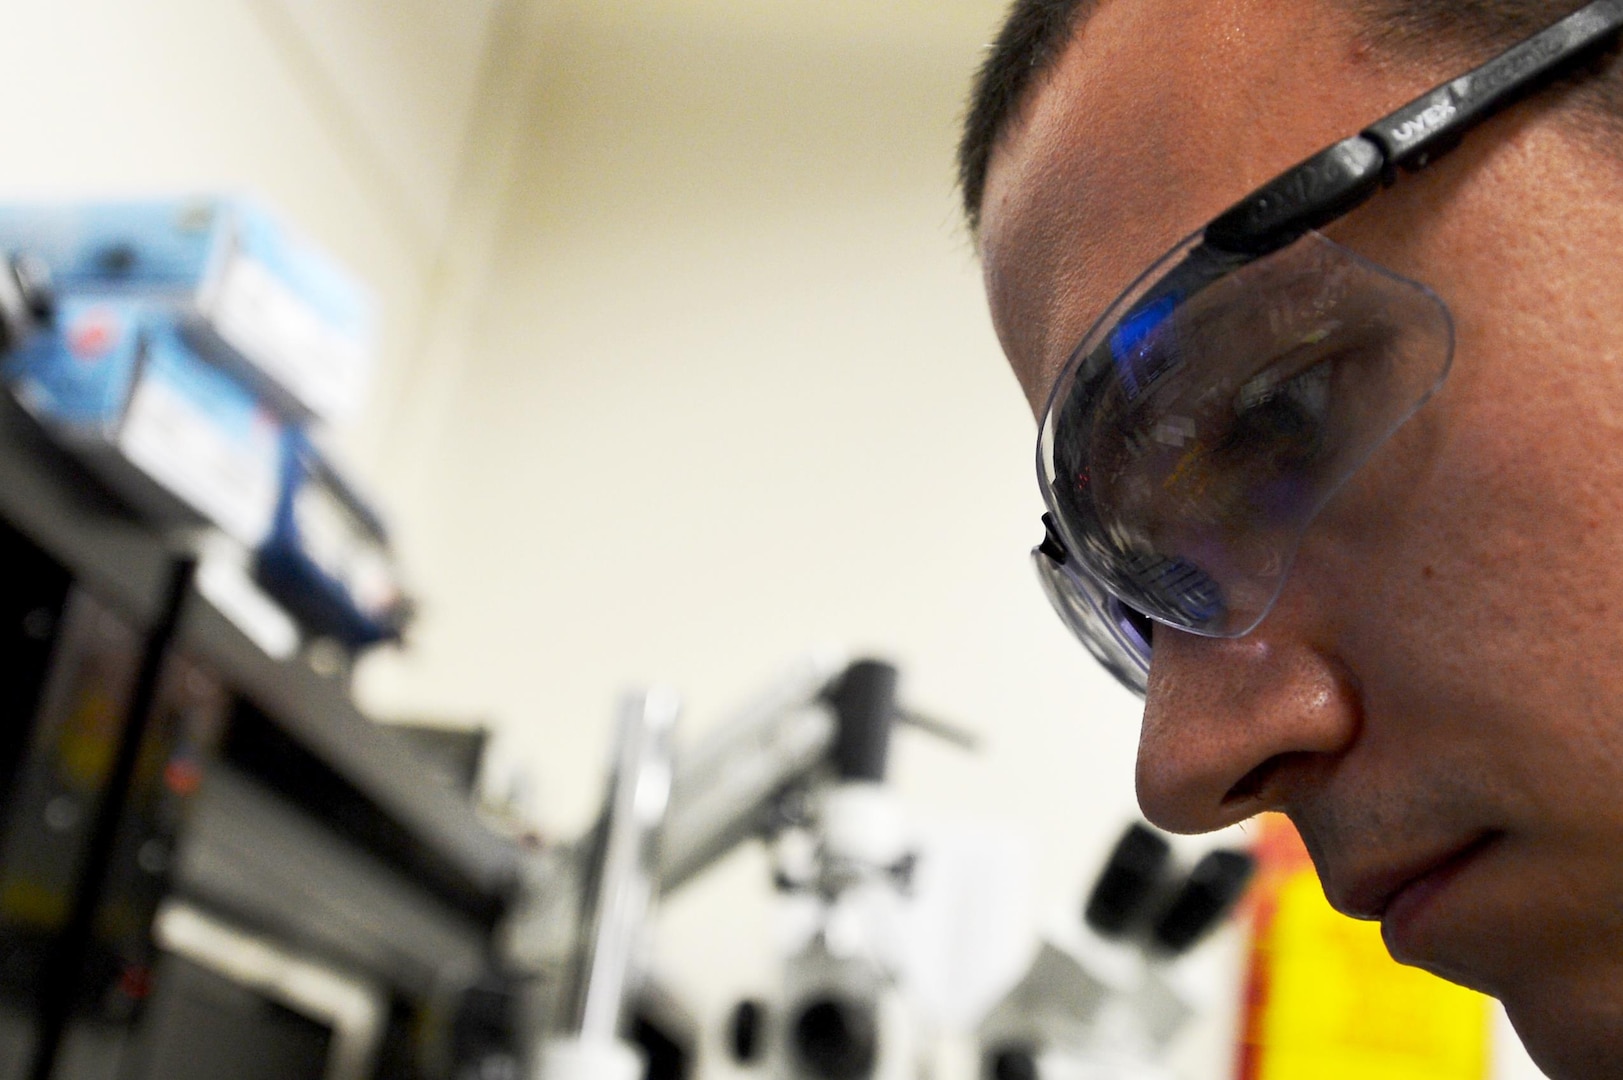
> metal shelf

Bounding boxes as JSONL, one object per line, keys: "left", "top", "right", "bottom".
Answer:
{"left": 180, "top": 595, "right": 520, "bottom": 921}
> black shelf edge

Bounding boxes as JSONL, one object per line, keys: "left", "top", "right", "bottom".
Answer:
{"left": 180, "top": 594, "right": 521, "bottom": 916}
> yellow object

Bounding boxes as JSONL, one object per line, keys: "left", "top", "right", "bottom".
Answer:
{"left": 0, "top": 878, "right": 70, "bottom": 931}
{"left": 58, "top": 688, "right": 120, "bottom": 788}
{"left": 1239, "top": 816, "right": 1491, "bottom": 1080}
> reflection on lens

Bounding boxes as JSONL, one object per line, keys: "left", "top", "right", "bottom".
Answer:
{"left": 1117, "top": 548, "right": 1224, "bottom": 631}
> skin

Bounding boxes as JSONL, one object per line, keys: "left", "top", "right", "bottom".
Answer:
{"left": 977, "top": 1, "right": 1623, "bottom": 1077}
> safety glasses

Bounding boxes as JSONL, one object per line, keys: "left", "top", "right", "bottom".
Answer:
{"left": 1034, "top": 0, "right": 1623, "bottom": 696}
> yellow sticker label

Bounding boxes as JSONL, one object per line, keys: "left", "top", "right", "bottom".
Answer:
{"left": 1241, "top": 817, "right": 1491, "bottom": 1080}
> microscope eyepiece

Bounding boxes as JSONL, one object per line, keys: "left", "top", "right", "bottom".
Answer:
{"left": 1083, "top": 822, "right": 1173, "bottom": 938}
{"left": 790, "top": 995, "right": 878, "bottom": 1080}
{"left": 1150, "top": 849, "right": 1257, "bottom": 955}
{"left": 987, "top": 1044, "right": 1039, "bottom": 1080}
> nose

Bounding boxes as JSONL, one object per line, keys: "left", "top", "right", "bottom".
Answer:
{"left": 1135, "top": 625, "right": 1361, "bottom": 834}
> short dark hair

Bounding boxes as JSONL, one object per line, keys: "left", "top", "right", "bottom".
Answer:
{"left": 957, "top": 0, "right": 1095, "bottom": 235}
{"left": 957, "top": 0, "right": 1621, "bottom": 233}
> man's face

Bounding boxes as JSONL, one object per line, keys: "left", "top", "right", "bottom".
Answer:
{"left": 979, "top": 1, "right": 1623, "bottom": 1076}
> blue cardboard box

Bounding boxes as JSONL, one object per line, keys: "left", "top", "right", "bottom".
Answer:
{"left": 0, "top": 198, "right": 375, "bottom": 422}
{"left": 7, "top": 297, "right": 284, "bottom": 546}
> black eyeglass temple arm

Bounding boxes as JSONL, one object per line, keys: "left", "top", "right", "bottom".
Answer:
{"left": 1205, "top": 0, "right": 1623, "bottom": 256}
{"left": 1366, "top": 0, "right": 1623, "bottom": 170}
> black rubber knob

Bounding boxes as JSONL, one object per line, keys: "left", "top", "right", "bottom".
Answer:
{"left": 728, "top": 1000, "right": 768, "bottom": 1065}
{"left": 790, "top": 996, "right": 877, "bottom": 1080}
{"left": 1084, "top": 822, "right": 1173, "bottom": 938}
{"left": 1150, "top": 848, "right": 1257, "bottom": 955}
{"left": 988, "top": 1045, "right": 1038, "bottom": 1080}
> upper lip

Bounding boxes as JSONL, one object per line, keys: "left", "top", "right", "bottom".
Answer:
{"left": 1325, "top": 832, "right": 1500, "bottom": 921}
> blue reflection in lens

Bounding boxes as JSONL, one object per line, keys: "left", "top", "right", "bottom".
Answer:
{"left": 1110, "top": 295, "right": 1178, "bottom": 400}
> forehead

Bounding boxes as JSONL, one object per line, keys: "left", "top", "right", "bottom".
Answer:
{"left": 979, "top": 0, "right": 1392, "bottom": 414}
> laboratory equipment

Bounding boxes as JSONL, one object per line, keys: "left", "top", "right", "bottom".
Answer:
{"left": 978, "top": 823, "right": 1255, "bottom": 1080}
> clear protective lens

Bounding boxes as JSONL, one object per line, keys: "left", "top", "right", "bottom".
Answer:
{"left": 1039, "top": 230, "right": 1454, "bottom": 637}
{"left": 1032, "top": 547, "right": 1151, "bottom": 696}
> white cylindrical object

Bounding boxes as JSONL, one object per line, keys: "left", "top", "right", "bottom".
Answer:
{"left": 576, "top": 688, "right": 680, "bottom": 1042}
{"left": 820, "top": 782, "right": 909, "bottom": 868}
{"left": 536, "top": 1037, "right": 645, "bottom": 1080}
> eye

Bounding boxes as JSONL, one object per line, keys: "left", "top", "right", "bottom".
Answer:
{"left": 1222, "top": 359, "right": 1334, "bottom": 464}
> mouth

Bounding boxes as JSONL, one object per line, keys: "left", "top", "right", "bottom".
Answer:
{"left": 1333, "top": 831, "right": 1504, "bottom": 932}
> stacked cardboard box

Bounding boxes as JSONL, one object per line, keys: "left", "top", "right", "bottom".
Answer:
{"left": 0, "top": 198, "right": 407, "bottom": 649}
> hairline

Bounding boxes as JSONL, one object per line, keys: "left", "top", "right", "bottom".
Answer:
{"left": 959, "top": 0, "right": 1098, "bottom": 237}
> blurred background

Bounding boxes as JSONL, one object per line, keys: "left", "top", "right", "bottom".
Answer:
{"left": 0, "top": 2, "right": 1543, "bottom": 1079}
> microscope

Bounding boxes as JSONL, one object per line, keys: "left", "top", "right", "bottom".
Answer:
{"left": 731, "top": 660, "right": 924, "bottom": 1080}
{"left": 502, "top": 653, "right": 965, "bottom": 1080}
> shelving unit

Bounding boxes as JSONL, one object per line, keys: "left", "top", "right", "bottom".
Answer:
{"left": 0, "top": 393, "right": 525, "bottom": 1078}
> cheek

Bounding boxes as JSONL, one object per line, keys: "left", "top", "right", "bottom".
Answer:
{"left": 1430, "top": 289, "right": 1623, "bottom": 649}
{"left": 1295, "top": 290, "right": 1623, "bottom": 830}
{"left": 1428, "top": 326, "right": 1623, "bottom": 816}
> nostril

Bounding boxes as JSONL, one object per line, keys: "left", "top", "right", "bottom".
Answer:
{"left": 1223, "top": 751, "right": 1307, "bottom": 805}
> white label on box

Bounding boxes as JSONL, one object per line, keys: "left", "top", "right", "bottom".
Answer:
{"left": 118, "top": 369, "right": 280, "bottom": 547}
{"left": 196, "top": 544, "right": 300, "bottom": 661}
{"left": 210, "top": 253, "right": 370, "bottom": 421}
